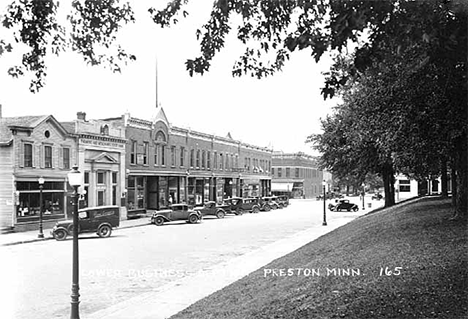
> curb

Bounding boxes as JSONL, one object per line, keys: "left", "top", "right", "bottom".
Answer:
{"left": 1, "top": 219, "right": 152, "bottom": 247}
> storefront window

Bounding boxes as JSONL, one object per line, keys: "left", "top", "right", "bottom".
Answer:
{"left": 204, "top": 179, "right": 209, "bottom": 202}
{"left": 137, "top": 177, "right": 145, "bottom": 208}
{"left": 188, "top": 177, "right": 196, "bottom": 205}
{"left": 168, "top": 176, "right": 178, "bottom": 204}
{"left": 179, "top": 177, "right": 186, "bottom": 203}
{"left": 195, "top": 179, "right": 204, "bottom": 204}
{"left": 216, "top": 178, "right": 224, "bottom": 203}
{"left": 16, "top": 181, "right": 65, "bottom": 223}
{"left": 159, "top": 176, "right": 168, "bottom": 208}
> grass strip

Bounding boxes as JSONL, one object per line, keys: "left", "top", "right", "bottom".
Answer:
{"left": 170, "top": 197, "right": 467, "bottom": 319}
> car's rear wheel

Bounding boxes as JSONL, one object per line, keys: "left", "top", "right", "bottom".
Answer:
{"left": 353, "top": 206, "right": 359, "bottom": 212}
{"left": 216, "top": 210, "right": 225, "bottom": 219}
{"left": 54, "top": 229, "right": 67, "bottom": 241}
{"left": 98, "top": 225, "right": 112, "bottom": 238}
{"left": 252, "top": 206, "right": 260, "bottom": 214}
{"left": 236, "top": 208, "right": 244, "bottom": 215}
{"left": 154, "top": 216, "right": 165, "bottom": 226}
{"left": 263, "top": 205, "right": 271, "bottom": 212}
{"left": 189, "top": 214, "right": 199, "bottom": 224}
{"left": 272, "top": 205, "right": 278, "bottom": 210}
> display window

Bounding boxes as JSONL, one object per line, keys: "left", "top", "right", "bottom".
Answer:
{"left": 16, "top": 181, "right": 66, "bottom": 223}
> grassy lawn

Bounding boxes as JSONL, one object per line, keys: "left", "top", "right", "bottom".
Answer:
{"left": 170, "top": 197, "right": 467, "bottom": 319}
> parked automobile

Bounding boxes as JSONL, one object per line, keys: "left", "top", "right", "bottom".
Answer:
{"left": 276, "top": 195, "right": 290, "bottom": 208}
{"left": 240, "top": 198, "right": 261, "bottom": 214}
{"left": 372, "top": 192, "right": 383, "bottom": 200}
{"left": 223, "top": 197, "right": 261, "bottom": 214}
{"left": 193, "top": 201, "right": 228, "bottom": 219}
{"left": 151, "top": 204, "right": 202, "bottom": 226}
{"left": 51, "top": 206, "right": 120, "bottom": 241}
{"left": 259, "top": 196, "right": 280, "bottom": 211}
{"left": 328, "top": 199, "right": 359, "bottom": 212}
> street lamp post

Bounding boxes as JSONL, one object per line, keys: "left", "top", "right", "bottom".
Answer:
{"left": 38, "top": 177, "right": 45, "bottom": 238}
{"left": 322, "top": 180, "right": 327, "bottom": 226}
{"left": 68, "top": 165, "right": 83, "bottom": 319}
{"left": 362, "top": 183, "right": 365, "bottom": 210}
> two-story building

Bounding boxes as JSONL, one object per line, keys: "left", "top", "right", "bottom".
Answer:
{"left": 61, "top": 112, "right": 127, "bottom": 218}
{"left": 271, "top": 152, "right": 326, "bottom": 199}
{"left": 0, "top": 115, "right": 78, "bottom": 231}
{"left": 103, "top": 108, "right": 272, "bottom": 213}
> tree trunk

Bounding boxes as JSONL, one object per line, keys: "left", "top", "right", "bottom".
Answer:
{"left": 346, "top": 184, "right": 350, "bottom": 196}
{"left": 451, "top": 168, "right": 457, "bottom": 207}
{"left": 451, "top": 133, "right": 467, "bottom": 221}
{"left": 441, "top": 159, "right": 448, "bottom": 197}
{"left": 382, "top": 164, "right": 395, "bottom": 208}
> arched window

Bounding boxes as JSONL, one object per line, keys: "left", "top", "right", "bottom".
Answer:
{"left": 101, "top": 125, "right": 109, "bottom": 135}
{"left": 155, "top": 130, "right": 166, "bottom": 143}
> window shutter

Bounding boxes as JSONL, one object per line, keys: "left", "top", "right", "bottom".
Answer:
{"left": 19, "top": 142, "right": 24, "bottom": 167}
{"left": 58, "top": 147, "right": 63, "bottom": 169}
{"left": 52, "top": 146, "right": 56, "bottom": 168}
{"left": 32, "top": 143, "right": 37, "bottom": 168}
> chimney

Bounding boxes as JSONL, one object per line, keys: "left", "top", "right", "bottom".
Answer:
{"left": 77, "top": 111, "right": 86, "bottom": 121}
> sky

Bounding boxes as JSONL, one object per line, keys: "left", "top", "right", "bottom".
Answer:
{"left": 0, "top": 0, "right": 339, "bottom": 155}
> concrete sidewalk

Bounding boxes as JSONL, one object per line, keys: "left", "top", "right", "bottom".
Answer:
{"left": 0, "top": 217, "right": 152, "bottom": 246}
{"left": 86, "top": 216, "right": 356, "bottom": 319}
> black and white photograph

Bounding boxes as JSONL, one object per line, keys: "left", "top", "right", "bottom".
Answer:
{"left": 0, "top": 1, "right": 466, "bottom": 318}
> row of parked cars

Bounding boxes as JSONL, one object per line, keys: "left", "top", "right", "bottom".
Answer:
{"left": 50, "top": 196, "right": 291, "bottom": 239}
{"left": 150, "top": 195, "right": 291, "bottom": 226}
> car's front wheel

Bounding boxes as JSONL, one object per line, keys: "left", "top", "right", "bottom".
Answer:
{"left": 98, "top": 225, "right": 112, "bottom": 238}
{"left": 252, "top": 206, "right": 260, "bottom": 214}
{"left": 353, "top": 206, "right": 359, "bottom": 212}
{"left": 263, "top": 205, "right": 271, "bottom": 212}
{"left": 216, "top": 210, "right": 225, "bottom": 219}
{"left": 188, "top": 214, "right": 199, "bottom": 224}
{"left": 54, "top": 229, "right": 68, "bottom": 241}
{"left": 235, "top": 208, "right": 244, "bottom": 215}
{"left": 154, "top": 216, "right": 165, "bottom": 226}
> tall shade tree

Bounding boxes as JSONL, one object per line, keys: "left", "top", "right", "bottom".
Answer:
{"left": 1, "top": 0, "right": 466, "bottom": 217}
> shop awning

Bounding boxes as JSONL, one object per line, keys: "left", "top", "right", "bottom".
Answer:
{"left": 271, "top": 182, "right": 294, "bottom": 192}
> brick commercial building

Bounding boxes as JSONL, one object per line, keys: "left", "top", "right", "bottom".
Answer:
{"left": 61, "top": 112, "right": 127, "bottom": 218}
{"left": 271, "top": 152, "right": 329, "bottom": 199}
{"left": 103, "top": 108, "right": 272, "bottom": 214}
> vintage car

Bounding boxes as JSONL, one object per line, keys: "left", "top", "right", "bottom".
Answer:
{"left": 51, "top": 206, "right": 120, "bottom": 241}
{"left": 223, "top": 197, "right": 261, "bottom": 214}
{"left": 193, "top": 201, "right": 229, "bottom": 219}
{"left": 372, "top": 192, "right": 384, "bottom": 200}
{"left": 276, "top": 195, "right": 290, "bottom": 208}
{"left": 259, "top": 196, "right": 280, "bottom": 211}
{"left": 328, "top": 199, "right": 359, "bottom": 212}
{"left": 150, "top": 203, "right": 202, "bottom": 226}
